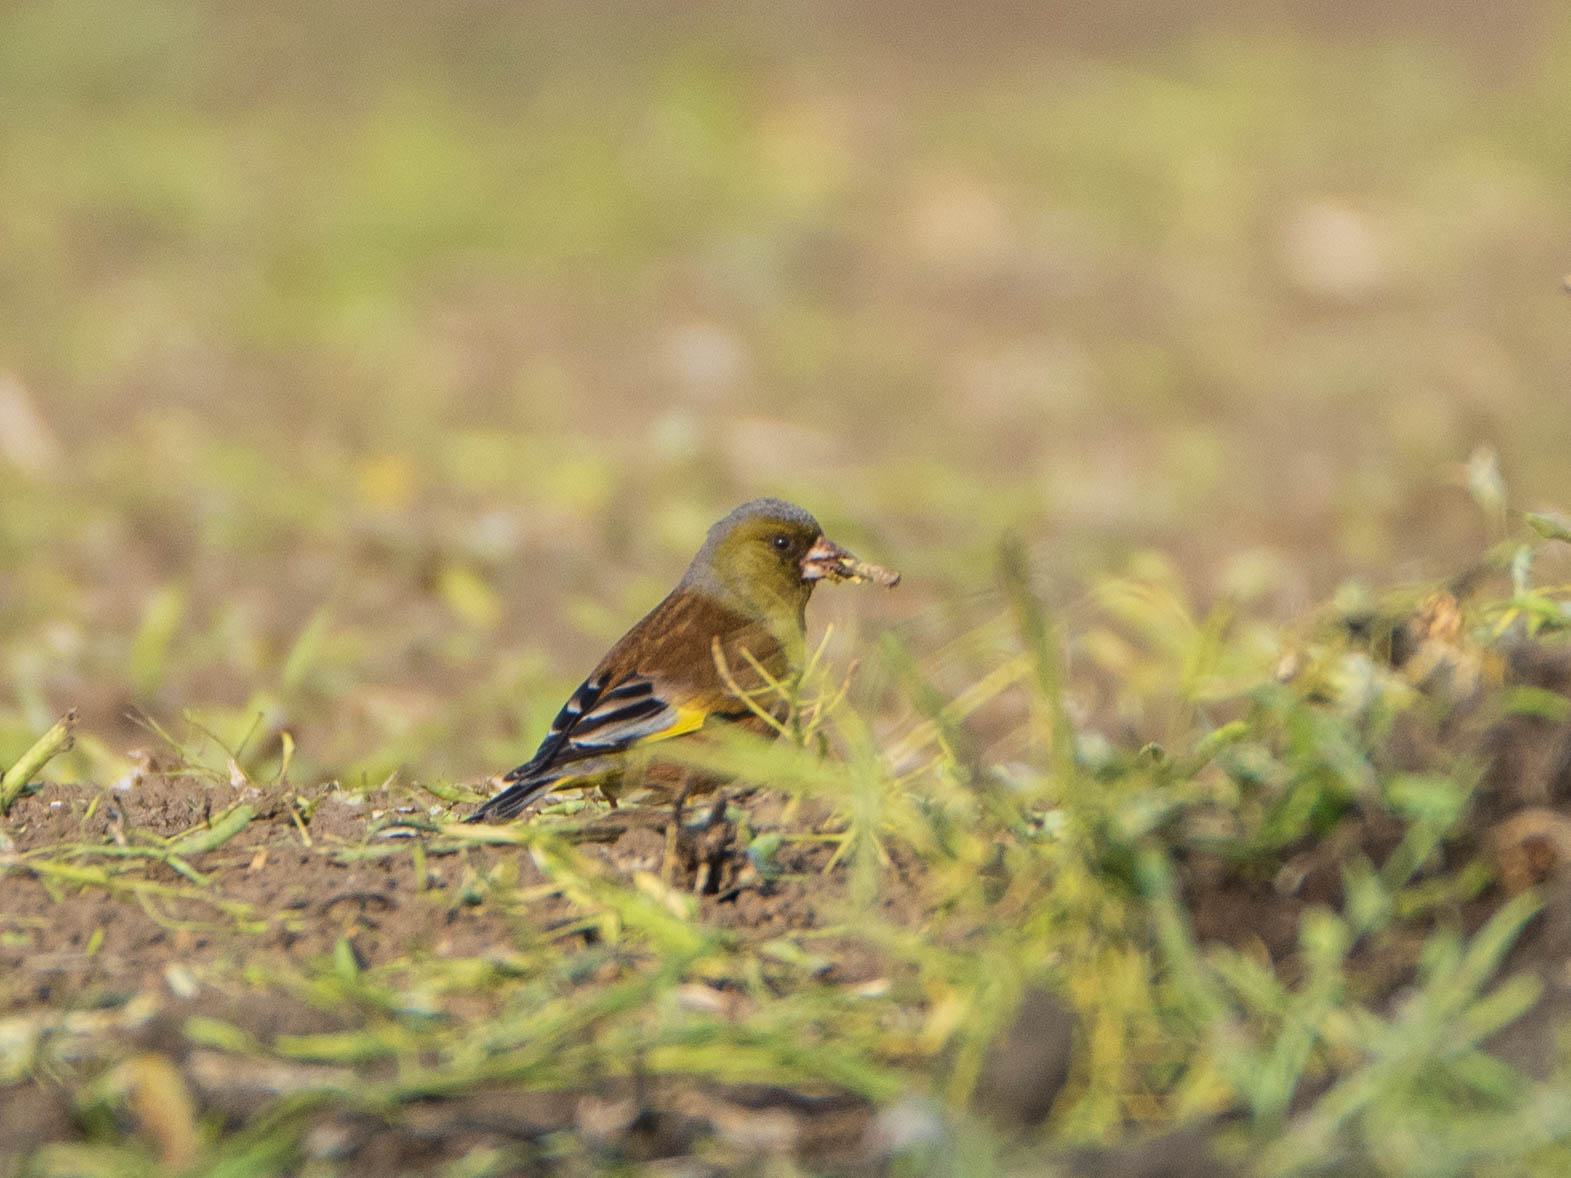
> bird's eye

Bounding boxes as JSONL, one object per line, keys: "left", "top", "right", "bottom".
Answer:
{"left": 772, "top": 534, "right": 791, "bottom": 552}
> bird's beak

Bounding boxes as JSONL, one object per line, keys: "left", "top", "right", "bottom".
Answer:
{"left": 801, "top": 536, "right": 901, "bottom": 586}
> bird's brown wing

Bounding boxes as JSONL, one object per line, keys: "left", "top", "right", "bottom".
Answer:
{"left": 467, "top": 591, "right": 793, "bottom": 821}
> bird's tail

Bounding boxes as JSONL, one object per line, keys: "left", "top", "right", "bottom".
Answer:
{"left": 464, "top": 771, "right": 561, "bottom": 823}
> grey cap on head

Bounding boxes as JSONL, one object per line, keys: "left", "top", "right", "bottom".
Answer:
{"left": 710, "top": 498, "right": 821, "bottom": 538}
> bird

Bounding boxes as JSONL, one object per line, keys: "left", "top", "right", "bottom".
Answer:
{"left": 467, "top": 498, "right": 899, "bottom": 822}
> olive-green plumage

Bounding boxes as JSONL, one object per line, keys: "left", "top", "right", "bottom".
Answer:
{"left": 468, "top": 499, "right": 888, "bottom": 821}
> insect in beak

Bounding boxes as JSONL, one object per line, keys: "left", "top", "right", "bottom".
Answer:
{"left": 800, "top": 536, "right": 901, "bottom": 586}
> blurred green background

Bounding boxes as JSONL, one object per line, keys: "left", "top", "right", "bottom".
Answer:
{"left": 2, "top": 0, "right": 1569, "bottom": 787}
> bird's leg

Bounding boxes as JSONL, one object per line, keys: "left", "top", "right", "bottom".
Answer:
{"left": 692, "top": 790, "right": 730, "bottom": 895}
{"left": 661, "top": 775, "right": 693, "bottom": 886}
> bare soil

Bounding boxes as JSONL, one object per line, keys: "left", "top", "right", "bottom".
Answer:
{"left": 8, "top": 636, "right": 1571, "bottom": 1174}
{"left": 0, "top": 781, "right": 910, "bottom": 1172}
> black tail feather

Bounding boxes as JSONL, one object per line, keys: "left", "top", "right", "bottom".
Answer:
{"left": 464, "top": 772, "right": 556, "bottom": 823}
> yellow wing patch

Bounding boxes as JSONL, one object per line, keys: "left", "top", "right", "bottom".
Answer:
{"left": 631, "top": 702, "right": 710, "bottom": 747}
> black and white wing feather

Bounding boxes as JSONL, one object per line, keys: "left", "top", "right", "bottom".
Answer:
{"left": 465, "top": 671, "right": 694, "bottom": 821}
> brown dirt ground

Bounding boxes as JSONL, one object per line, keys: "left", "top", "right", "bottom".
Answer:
{"left": 7, "top": 639, "right": 1571, "bottom": 1174}
{"left": 0, "top": 781, "right": 911, "bottom": 1173}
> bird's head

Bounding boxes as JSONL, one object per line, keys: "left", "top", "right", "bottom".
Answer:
{"left": 684, "top": 498, "right": 899, "bottom": 622}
